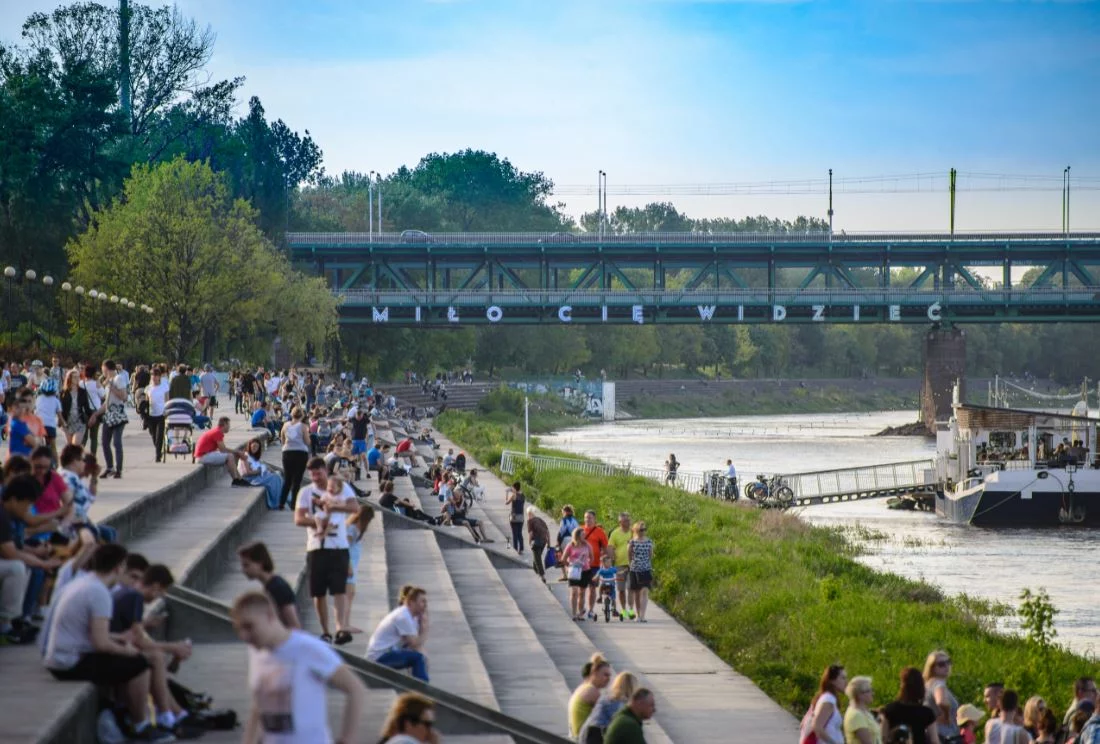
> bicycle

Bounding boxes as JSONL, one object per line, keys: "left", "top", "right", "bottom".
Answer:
{"left": 745, "top": 474, "right": 795, "bottom": 509}
{"left": 457, "top": 482, "right": 484, "bottom": 511}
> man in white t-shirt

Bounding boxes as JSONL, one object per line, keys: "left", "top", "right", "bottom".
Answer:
{"left": 365, "top": 586, "right": 430, "bottom": 682}
{"left": 199, "top": 364, "right": 220, "bottom": 417}
{"left": 294, "top": 457, "right": 358, "bottom": 646}
{"left": 233, "top": 591, "right": 366, "bottom": 744}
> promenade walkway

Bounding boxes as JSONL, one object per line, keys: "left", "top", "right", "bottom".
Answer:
{"left": 430, "top": 432, "right": 802, "bottom": 743}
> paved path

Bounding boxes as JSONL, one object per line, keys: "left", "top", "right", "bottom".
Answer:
{"left": 431, "top": 430, "right": 802, "bottom": 743}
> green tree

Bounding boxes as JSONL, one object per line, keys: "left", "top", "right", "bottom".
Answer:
{"left": 67, "top": 157, "right": 336, "bottom": 361}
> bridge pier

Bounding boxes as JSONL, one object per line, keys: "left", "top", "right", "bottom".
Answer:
{"left": 921, "top": 326, "right": 966, "bottom": 431}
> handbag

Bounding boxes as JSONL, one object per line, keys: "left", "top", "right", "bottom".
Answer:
{"left": 568, "top": 563, "right": 583, "bottom": 581}
{"left": 544, "top": 546, "right": 557, "bottom": 568}
{"left": 103, "top": 403, "right": 129, "bottom": 428}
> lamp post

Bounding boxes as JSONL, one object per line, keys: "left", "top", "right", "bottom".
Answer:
{"left": 42, "top": 275, "right": 54, "bottom": 346}
{"left": 74, "top": 286, "right": 84, "bottom": 337}
{"left": 1063, "top": 166, "right": 1071, "bottom": 234}
{"left": 110, "top": 295, "right": 120, "bottom": 353}
{"left": 368, "top": 170, "right": 375, "bottom": 241}
{"left": 3, "top": 266, "right": 15, "bottom": 347}
{"left": 24, "top": 270, "right": 36, "bottom": 337}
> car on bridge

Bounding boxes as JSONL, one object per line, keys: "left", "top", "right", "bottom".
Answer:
{"left": 400, "top": 229, "right": 433, "bottom": 243}
{"left": 537, "top": 232, "right": 577, "bottom": 244}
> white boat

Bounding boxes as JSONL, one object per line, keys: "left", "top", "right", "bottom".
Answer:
{"left": 936, "top": 391, "right": 1100, "bottom": 526}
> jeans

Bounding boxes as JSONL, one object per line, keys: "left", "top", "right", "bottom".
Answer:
{"left": 509, "top": 520, "right": 524, "bottom": 552}
{"left": 102, "top": 423, "right": 125, "bottom": 472}
{"left": 22, "top": 565, "right": 45, "bottom": 619}
{"left": 146, "top": 415, "right": 165, "bottom": 462}
{"left": 0, "top": 558, "right": 28, "bottom": 625}
{"left": 375, "top": 648, "right": 429, "bottom": 682}
{"left": 249, "top": 472, "right": 285, "bottom": 509}
{"left": 280, "top": 450, "right": 309, "bottom": 509}
{"left": 531, "top": 541, "right": 546, "bottom": 579}
{"left": 82, "top": 420, "right": 100, "bottom": 456}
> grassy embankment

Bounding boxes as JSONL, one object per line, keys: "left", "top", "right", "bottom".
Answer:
{"left": 439, "top": 393, "right": 1087, "bottom": 716}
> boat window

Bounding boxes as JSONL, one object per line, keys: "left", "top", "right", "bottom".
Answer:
{"left": 989, "top": 431, "right": 1016, "bottom": 449}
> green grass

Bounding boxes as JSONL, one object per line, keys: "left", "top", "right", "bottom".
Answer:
{"left": 436, "top": 415, "right": 1089, "bottom": 718}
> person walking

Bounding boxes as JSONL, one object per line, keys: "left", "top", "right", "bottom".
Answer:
{"left": 556, "top": 505, "right": 580, "bottom": 582}
{"left": 341, "top": 504, "right": 375, "bottom": 634}
{"left": 563, "top": 527, "right": 594, "bottom": 622}
{"left": 145, "top": 366, "right": 169, "bottom": 463}
{"left": 79, "top": 364, "right": 102, "bottom": 456}
{"left": 294, "top": 457, "right": 357, "bottom": 645}
{"left": 60, "top": 369, "right": 91, "bottom": 447}
{"left": 98, "top": 359, "right": 128, "bottom": 479}
{"left": 279, "top": 406, "right": 311, "bottom": 510}
{"left": 607, "top": 511, "right": 634, "bottom": 620}
{"left": 526, "top": 506, "right": 550, "bottom": 583}
{"left": 237, "top": 541, "right": 301, "bottom": 629}
{"left": 232, "top": 591, "right": 367, "bottom": 744}
{"left": 627, "top": 521, "right": 654, "bottom": 623}
{"left": 582, "top": 510, "right": 609, "bottom": 621}
{"left": 505, "top": 480, "right": 526, "bottom": 554}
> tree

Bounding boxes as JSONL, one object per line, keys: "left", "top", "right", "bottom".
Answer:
{"left": 67, "top": 157, "right": 336, "bottom": 361}
{"left": 19, "top": 2, "right": 242, "bottom": 144}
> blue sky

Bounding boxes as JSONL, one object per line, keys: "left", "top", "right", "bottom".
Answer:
{"left": 3, "top": 0, "right": 1099, "bottom": 230}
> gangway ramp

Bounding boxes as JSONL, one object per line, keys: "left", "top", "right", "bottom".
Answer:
{"left": 780, "top": 459, "right": 937, "bottom": 506}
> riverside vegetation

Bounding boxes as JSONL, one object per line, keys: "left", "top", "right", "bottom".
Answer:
{"left": 438, "top": 391, "right": 1088, "bottom": 716}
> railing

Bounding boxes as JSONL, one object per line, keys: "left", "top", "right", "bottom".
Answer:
{"left": 779, "top": 459, "right": 937, "bottom": 500}
{"left": 334, "top": 287, "right": 1100, "bottom": 307}
{"left": 500, "top": 450, "right": 706, "bottom": 493}
{"left": 289, "top": 230, "right": 1100, "bottom": 246}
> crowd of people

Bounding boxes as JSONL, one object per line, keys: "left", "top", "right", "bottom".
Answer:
{"left": 800, "top": 655, "right": 1100, "bottom": 744}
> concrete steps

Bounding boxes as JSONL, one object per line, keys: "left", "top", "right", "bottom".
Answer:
{"left": 382, "top": 527, "right": 499, "bottom": 709}
{"left": 438, "top": 544, "right": 573, "bottom": 735}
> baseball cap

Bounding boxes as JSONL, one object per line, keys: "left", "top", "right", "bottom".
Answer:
{"left": 957, "top": 703, "right": 984, "bottom": 726}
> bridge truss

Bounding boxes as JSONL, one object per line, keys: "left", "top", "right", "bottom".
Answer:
{"left": 288, "top": 231, "right": 1100, "bottom": 325}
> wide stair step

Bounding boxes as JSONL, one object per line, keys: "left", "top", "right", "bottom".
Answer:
{"left": 438, "top": 544, "right": 572, "bottom": 735}
{"left": 383, "top": 527, "right": 499, "bottom": 710}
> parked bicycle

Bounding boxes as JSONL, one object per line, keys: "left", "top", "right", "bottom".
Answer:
{"left": 744, "top": 474, "right": 795, "bottom": 509}
{"left": 701, "top": 471, "right": 740, "bottom": 502}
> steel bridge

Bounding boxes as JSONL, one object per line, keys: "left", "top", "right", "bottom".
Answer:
{"left": 288, "top": 231, "right": 1100, "bottom": 325}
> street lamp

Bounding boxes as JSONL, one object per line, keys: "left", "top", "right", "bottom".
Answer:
{"left": 1063, "top": 166, "right": 1071, "bottom": 234}
{"left": 42, "top": 276, "right": 54, "bottom": 346}
{"left": 3, "top": 266, "right": 15, "bottom": 347}
{"left": 24, "top": 270, "right": 36, "bottom": 338}
{"left": 74, "top": 285, "right": 84, "bottom": 338}
{"left": 368, "top": 170, "right": 375, "bottom": 241}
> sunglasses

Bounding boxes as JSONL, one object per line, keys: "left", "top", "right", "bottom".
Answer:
{"left": 415, "top": 719, "right": 434, "bottom": 729}
{"left": 937, "top": 658, "right": 952, "bottom": 666}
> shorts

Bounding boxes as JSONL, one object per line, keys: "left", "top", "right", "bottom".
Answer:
{"left": 615, "top": 566, "right": 632, "bottom": 590}
{"left": 45, "top": 426, "right": 57, "bottom": 440}
{"left": 629, "top": 570, "right": 653, "bottom": 589}
{"left": 49, "top": 652, "right": 150, "bottom": 685}
{"left": 579, "top": 568, "right": 596, "bottom": 589}
{"left": 198, "top": 451, "right": 228, "bottom": 466}
{"left": 351, "top": 439, "right": 367, "bottom": 455}
{"left": 308, "top": 548, "right": 350, "bottom": 597}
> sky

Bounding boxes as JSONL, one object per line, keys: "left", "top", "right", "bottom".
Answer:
{"left": 2, "top": 0, "right": 1099, "bottom": 231}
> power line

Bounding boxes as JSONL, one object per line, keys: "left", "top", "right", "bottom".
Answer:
{"left": 551, "top": 171, "right": 1100, "bottom": 197}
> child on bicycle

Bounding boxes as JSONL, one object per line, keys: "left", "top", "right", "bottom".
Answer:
{"left": 595, "top": 552, "right": 619, "bottom": 619}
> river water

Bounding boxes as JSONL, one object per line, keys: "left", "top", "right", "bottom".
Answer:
{"left": 543, "top": 411, "right": 1100, "bottom": 657}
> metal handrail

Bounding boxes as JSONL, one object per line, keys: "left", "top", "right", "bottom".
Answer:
{"left": 779, "top": 459, "right": 936, "bottom": 499}
{"left": 290, "top": 230, "right": 1100, "bottom": 245}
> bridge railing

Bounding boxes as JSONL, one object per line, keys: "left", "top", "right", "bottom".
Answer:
{"left": 500, "top": 450, "right": 706, "bottom": 493}
{"left": 334, "top": 287, "right": 1099, "bottom": 306}
{"left": 290, "top": 230, "right": 1100, "bottom": 246}
{"left": 778, "top": 459, "right": 937, "bottom": 500}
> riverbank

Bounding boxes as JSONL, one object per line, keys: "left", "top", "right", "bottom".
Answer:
{"left": 614, "top": 377, "right": 919, "bottom": 419}
{"left": 437, "top": 408, "right": 1090, "bottom": 716}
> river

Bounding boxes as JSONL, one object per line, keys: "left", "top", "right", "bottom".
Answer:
{"left": 543, "top": 411, "right": 1099, "bottom": 658}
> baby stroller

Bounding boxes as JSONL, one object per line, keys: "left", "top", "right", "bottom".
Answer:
{"left": 164, "top": 397, "right": 197, "bottom": 461}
